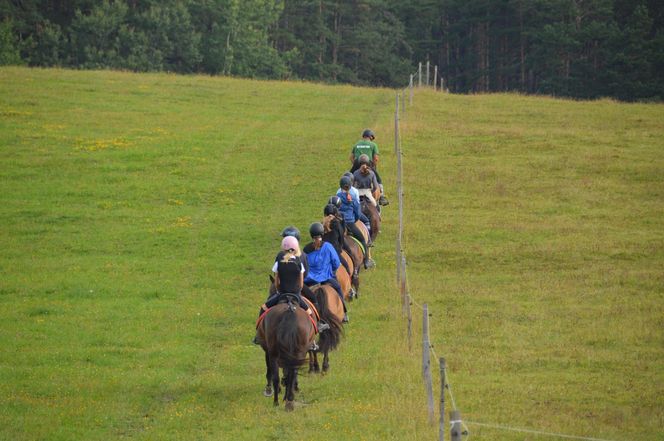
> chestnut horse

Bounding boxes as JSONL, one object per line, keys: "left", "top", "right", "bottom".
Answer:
{"left": 308, "top": 284, "right": 344, "bottom": 373}
{"left": 256, "top": 298, "right": 315, "bottom": 410}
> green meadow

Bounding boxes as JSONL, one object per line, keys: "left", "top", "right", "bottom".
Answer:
{"left": 1, "top": 67, "right": 662, "bottom": 441}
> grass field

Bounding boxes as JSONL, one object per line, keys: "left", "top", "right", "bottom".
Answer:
{"left": 1, "top": 67, "right": 662, "bottom": 441}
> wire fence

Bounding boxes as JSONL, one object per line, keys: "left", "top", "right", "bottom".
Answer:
{"left": 393, "top": 64, "right": 621, "bottom": 441}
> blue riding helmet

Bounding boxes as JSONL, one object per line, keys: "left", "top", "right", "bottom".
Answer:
{"left": 362, "top": 129, "right": 375, "bottom": 140}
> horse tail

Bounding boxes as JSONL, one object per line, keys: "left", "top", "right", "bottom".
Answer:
{"left": 276, "top": 306, "right": 307, "bottom": 370}
{"left": 315, "top": 287, "right": 343, "bottom": 353}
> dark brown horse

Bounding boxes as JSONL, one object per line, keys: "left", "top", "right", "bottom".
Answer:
{"left": 307, "top": 284, "right": 344, "bottom": 373}
{"left": 256, "top": 298, "right": 315, "bottom": 411}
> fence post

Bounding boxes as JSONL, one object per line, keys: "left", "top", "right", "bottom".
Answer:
{"left": 423, "top": 304, "right": 434, "bottom": 423}
{"left": 401, "top": 255, "right": 407, "bottom": 315}
{"left": 395, "top": 91, "right": 401, "bottom": 284}
{"left": 434, "top": 66, "right": 438, "bottom": 91}
{"left": 409, "top": 75, "right": 414, "bottom": 105}
{"left": 418, "top": 62, "right": 422, "bottom": 87}
{"left": 439, "top": 358, "right": 446, "bottom": 441}
{"left": 450, "top": 410, "right": 462, "bottom": 441}
{"left": 441, "top": 77, "right": 445, "bottom": 92}
{"left": 426, "top": 61, "right": 430, "bottom": 86}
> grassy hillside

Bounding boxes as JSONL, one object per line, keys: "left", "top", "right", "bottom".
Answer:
{"left": 1, "top": 67, "right": 662, "bottom": 441}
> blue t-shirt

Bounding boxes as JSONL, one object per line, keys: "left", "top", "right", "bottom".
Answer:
{"left": 304, "top": 241, "right": 340, "bottom": 283}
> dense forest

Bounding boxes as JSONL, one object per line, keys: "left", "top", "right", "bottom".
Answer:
{"left": 1, "top": 0, "right": 663, "bottom": 101}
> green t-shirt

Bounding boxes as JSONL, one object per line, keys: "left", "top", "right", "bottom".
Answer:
{"left": 351, "top": 140, "right": 379, "bottom": 161}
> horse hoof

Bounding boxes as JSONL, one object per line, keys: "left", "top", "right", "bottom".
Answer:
{"left": 285, "top": 401, "right": 294, "bottom": 412}
{"left": 263, "top": 387, "right": 273, "bottom": 397}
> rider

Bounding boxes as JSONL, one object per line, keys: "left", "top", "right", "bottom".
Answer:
{"left": 322, "top": 204, "right": 352, "bottom": 277}
{"left": 260, "top": 235, "right": 314, "bottom": 316}
{"left": 254, "top": 235, "right": 326, "bottom": 347}
{"left": 349, "top": 129, "right": 389, "bottom": 206}
{"left": 352, "top": 154, "right": 380, "bottom": 208}
{"left": 337, "top": 176, "right": 375, "bottom": 269}
{"left": 303, "top": 222, "right": 348, "bottom": 323}
{"left": 337, "top": 173, "right": 371, "bottom": 234}
{"left": 279, "top": 226, "right": 315, "bottom": 304}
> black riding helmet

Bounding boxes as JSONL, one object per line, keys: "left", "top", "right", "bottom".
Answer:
{"left": 309, "top": 222, "right": 325, "bottom": 238}
{"left": 281, "top": 226, "right": 301, "bottom": 241}
{"left": 339, "top": 176, "right": 352, "bottom": 189}
{"left": 323, "top": 204, "right": 338, "bottom": 217}
{"left": 328, "top": 195, "right": 342, "bottom": 208}
{"left": 362, "top": 129, "right": 375, "bottom": 140}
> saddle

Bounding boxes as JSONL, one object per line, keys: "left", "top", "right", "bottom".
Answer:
{"left": 255, "top": 295, "right": 319, "bottom": 332}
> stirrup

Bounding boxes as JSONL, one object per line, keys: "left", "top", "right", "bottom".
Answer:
{"left": 379, "top": 195, "right": 389, "bottom": 206}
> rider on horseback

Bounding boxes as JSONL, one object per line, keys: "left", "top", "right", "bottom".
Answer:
{"left": 352, "top": 154, "right": 380, "bottom": 208}
{"left": 336, "top": 176, "right": 375, "bottom": 269}
{"left": 261, "top": 235, "right": 315, "bottom": 316}
{"left": 303, "top": 222, "right": 349, "bottom": 323}
{"left": 349, "top": 129, "right": 389, "bottom": 206}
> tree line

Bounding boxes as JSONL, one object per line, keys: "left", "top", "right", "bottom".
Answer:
{"left": 1, "top": 0, "right": 662, "bottom": 101}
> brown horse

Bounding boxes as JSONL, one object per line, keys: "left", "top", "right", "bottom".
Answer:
{"left": 256, "top": 298, "right": 315, "bottom": 411}
{"left": 360, "top": 196, "right": 381, "bottom": 243}
{"left": 308, "top": 284, "right": 344, "bottom": 373}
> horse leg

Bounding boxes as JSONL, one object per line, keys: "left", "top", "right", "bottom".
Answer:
{"left": 308, "top": 350, "right": 320, "bottom": 373}
{"left": 322, "top": 349, "right": 330, "bottom": 373}
{"left": 284, "top": 367, "right": 297, "bottom": 412}
{"left": 271, "top": 359, "right": 280, "bottom": 406}
{"left": 263, "top": 352, "right": 273, "bottom": 397}
{"left": 352, "top": 273, "right": 360, "bottom": 298}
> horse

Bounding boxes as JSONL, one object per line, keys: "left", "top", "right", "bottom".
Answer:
{"left": 256, "top": 297, "right": 315, "bottom": 411}
{"left": 268, "top": 278, "right": 344, "bottom": 373}
{"left": 360, "top": 196, "right": 381, "bottom": 243}
{"left": 307, "top": 284, "right": 344, "bottom": 373}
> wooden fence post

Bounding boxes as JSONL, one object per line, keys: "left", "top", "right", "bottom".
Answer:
{"left": 418, "top": 62, "right": 422, "bottom": 87}
{"left": 450, "top": 410, "right": 462, "bottom": 441}
{"left": 423, "top": 304, "right": 434, "bottom": 423}
{"left": 434, "top": 66, "right": 438, "bottom": 91}
{"left": 439, "top": 358, "right": 446, "bottom": 441}
{"left": 400, "top": 255, "right": 407, "bottom": 315}
{"left": 409, "top": 74, "right": 414, "bottom": 105}
{"left": 426, "top": 61, "right": 430, "bottom": 86}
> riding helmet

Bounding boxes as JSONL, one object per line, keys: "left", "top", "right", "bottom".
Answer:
{"left": 309, "top": 222, "right": 325, "bottom": 238}
{"left": 281, "top": 226, "right": 301, "bottom": 241}
{"left": 328, "top": 195, "right": 342, "bottom": 208}
{"left": 324, "top": 204, "right": 338, "bottom": 217}
{"left": 281, "top": 235, "right": 299, "bottom": 252}
{"left": 362, "top": 129, "right": 375, "bottom": 140}
{"left": 339, "top": 176, "right": 352, "bottom": 189}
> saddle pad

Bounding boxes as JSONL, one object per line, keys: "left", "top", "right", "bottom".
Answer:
{"left": 349, "top": 235, "right": 366, "bottom": 255}
{"left": 255, "top": 306, "right": 318, "bottom": 333}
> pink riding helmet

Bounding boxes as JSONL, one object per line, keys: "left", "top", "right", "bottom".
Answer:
{"left": 281, "top": 235, "right": 299, "bottom": 252}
